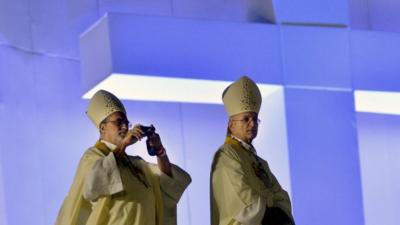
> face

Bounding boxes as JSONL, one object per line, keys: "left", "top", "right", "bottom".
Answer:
{"left": 229, "top": 111, "right": 259, "bottom": 144}
{"left": 99, "top": 112, "right": 129, "bottom": 146}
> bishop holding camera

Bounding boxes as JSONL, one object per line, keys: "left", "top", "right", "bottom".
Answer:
{"left": 56, "top": 90, "right": 191, "bottom": 225}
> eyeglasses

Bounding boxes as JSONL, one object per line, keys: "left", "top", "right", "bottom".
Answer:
{"left": 103, "top": 119, "right": 131, "bottom": 128}
{"left": 231, "top": 117, "right": 261, "bottom": 124}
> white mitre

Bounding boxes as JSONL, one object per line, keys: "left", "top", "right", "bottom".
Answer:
{"left": 222, "top": 76, "right": 262, "bottom": 117}
{"left": 86, "top": 89, "right": 126, "bottom": 128}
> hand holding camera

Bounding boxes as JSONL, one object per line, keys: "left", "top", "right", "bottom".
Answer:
{"left": 124, "top": 124, "right": 166, "bottom": 157}
{"left": 139, "top": 125, "right": 166, "bottom": 157}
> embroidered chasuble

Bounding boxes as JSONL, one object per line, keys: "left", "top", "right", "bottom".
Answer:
{"left": 56, "top": 141, "right": 191, "bottom": 225}
{"left": 211, "top": 137, "right": 295, "bottom": 225}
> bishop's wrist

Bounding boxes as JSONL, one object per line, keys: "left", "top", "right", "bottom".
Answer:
{"left": 156, "top": 147, "right": 167, "bottom": 157}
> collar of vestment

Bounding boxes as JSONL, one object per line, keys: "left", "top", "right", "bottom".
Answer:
{"left": 95, "top": 140, "right": 114, "bottom": 155}
{"left": 225, "top": 135, "right": 257, "bottom": 155}
{"left": 101, "top": 139, "right": 117, "bottom": 150}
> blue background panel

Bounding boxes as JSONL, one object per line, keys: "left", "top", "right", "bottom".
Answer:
{"left": 368, "top": 0, "right": 400, "bottom": 33}
{"left": 274, "top": 0, "right": 349, "bottom": 25}
{"left": 0, "top": 47, "right": 34, "bottom": 107}
{"left": 36, "top": 104, "right": 92, "bottom": 225}
{"left": 281, "top": 26, "right": 352, "bottom": 88}
{"left": 0, "top": 0, "right": 32, "bottom": 49}
{"left": 0, "top": 103, "right": 6, "bottom": 225}
{"left": 0, "top": 46, "right": 91, "bottom": 225}
{"left": 357, "top": 113, "right": 400, "bottom": 225}
{"left": 349, "top": 0, "right": 370, "bottom": 29}
{"left": 107, "top": 14, "right": 284, "bottom": 84}
{"left": 99, "top": 0, "right": 172, "bottom": 16}
{"left": 80, "top": 15, "right": 113, "bottom": 92}
{"left": 0, "top": 62, "right": 2, "bottom": 216}
{"left": 285, "top": 88, "right": 364, "bottom": 225}
{"left": 29, "top": 0, "right": 99, "bottom": 59}
{"left": 173, "top": 0, "right": 250, "bottom": 22}
{"left": 180, "top": 103, "right": 227, "bottom": 225}
{"left": 0, "top": 47, "right": 44, "bottom": 225}
{"left": 2, "top": 102, "right": 45, "bottom": 225}
{"left": 254, "top": 90, "right": 292, "bottom": 194}
{"left": 351, "top": 30, "right": 400, "bottom": 91}
{"left": 32, "top": 56, "right": 81, "bottom": 108}
{"left": 31, "top": 56, "right": 86, "bottom": 224}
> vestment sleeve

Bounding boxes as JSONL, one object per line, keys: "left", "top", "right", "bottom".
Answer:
{"left": 82, "top": 152, "right": 124, "bottom": 201}
{"left": 268, "top": 170, "right": 294, "bottom": 221}
{"left": 149, "top": 163, "right": 191, "bottom": 225}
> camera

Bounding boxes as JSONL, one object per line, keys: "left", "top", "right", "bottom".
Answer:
{"left": 139, "top": 125, "right": 158, "bottom": 156}
{"left": 139, "top": 125, "right": 155, "bottom": 137}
